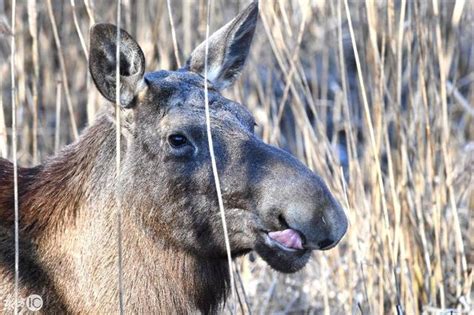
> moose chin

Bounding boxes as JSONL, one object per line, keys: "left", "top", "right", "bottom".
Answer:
{"left": 0, "top": 2, "right": 347, "bottom": 313}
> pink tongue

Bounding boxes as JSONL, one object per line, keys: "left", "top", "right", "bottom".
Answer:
{"left": 268, "top": 229, "right": 303, "bottom": 250}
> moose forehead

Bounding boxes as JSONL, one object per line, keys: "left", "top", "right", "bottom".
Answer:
{"left": 143, "top": 70, "right": 255, "bottom": 131}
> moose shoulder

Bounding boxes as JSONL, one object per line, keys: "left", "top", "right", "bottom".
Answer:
{"left": 0, "top": 2, "right": 347, "bottom": 313}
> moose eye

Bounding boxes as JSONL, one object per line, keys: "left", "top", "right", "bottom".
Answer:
{"left": 168, "top": 134, "right": 188, "bottom": 148}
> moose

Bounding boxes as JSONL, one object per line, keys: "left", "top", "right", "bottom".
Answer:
{"left": 0, "top": 2, "right": 347, "bottom": 313}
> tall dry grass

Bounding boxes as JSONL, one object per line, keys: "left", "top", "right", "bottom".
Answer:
{"left": 0, "top": 0, "right": 472, "bottom": 314}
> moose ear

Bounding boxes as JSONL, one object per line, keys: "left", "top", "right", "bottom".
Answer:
{"left": 89, "top": 23, "right": 146, "bottom": 108}
{"left": 184, "top": 1, "right": 258, "bottom": 90}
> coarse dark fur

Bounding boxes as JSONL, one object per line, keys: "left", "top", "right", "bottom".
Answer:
{"left": 0, "top": 2, "right": 347, "bottom": 314}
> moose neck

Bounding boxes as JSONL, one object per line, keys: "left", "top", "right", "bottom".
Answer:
{"left": 13, "top": 111, "right": 228, "bottom": 313}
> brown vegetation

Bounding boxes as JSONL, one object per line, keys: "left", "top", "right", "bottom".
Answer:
{"left": 0, "top": 0, "right": 472, "bottom": 314}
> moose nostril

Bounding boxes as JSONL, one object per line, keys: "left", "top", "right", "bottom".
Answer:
{"left": 318, "top": 238, "right": 335, "bottom": 250}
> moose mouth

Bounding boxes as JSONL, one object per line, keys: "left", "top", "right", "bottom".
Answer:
{"left": 254, "top": 228, "right": 312, "bottom": 273}
{"left": 266, "top": 229, "right": 304, "bottom": 252}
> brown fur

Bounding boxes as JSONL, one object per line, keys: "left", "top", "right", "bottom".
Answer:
{"left": 0, "top": 114, "right": 228, "bottom": 314}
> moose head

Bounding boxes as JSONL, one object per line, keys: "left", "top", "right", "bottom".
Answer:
{"left": 88, "top": 2, "right": 348, "bottom": 274}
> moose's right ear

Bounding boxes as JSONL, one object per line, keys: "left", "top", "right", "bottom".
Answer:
{"left": 89, "top": 23, "right": 146, "bottom": 108}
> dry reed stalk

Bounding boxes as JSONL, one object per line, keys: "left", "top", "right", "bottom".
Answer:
{"left": 84, "top": 0, "right": 96, "bottom": 24}
{"left": 182, "top": 0, "right": 192, "bottom": 54}
{"left": 15, "top": 18, "right": 28, "bottom": 164}
{"left": 0, "top": 70, "right": 7, "bottom": 158}
{"left": 9, "top": 0, "right": 19, "bottom": 313}
{"left": 54, "top": 79, "right": 62, "bottom": 153}
{"left": 202, "top": 0, "right": 236, "bottom": 312}
{"left": 234, "top": 263, "right": 252, "bottom": 315}
{"left": 166, "top": 0, "right": 182, "bottom": 68}
{"left": 27, "top": 0, "right": 39, "bottom": 164}
{"left": 123, "top": 0, "right": 132, "bottom": 31}
{"left": 85, "top": 0, "right": 96, "bottom": 125}
{"left": 46, "top": 0, "right": 79, "bottom": 140}
{"left": 70, "top": 0, "right": 89, "bottom": 61}
{"left": 114, "top": 1, "right": 124, "bottom": 313}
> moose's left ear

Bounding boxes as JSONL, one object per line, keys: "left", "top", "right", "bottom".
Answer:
{"left": 184, "top": 1, "right": 258, "bottom": 90}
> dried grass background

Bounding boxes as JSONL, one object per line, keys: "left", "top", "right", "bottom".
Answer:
{"left": 0, "top": 0, "right": 473, "bottom": 314}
